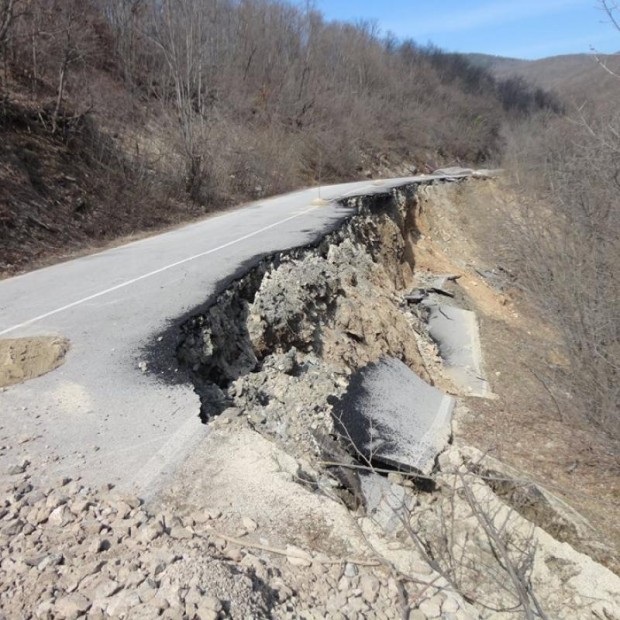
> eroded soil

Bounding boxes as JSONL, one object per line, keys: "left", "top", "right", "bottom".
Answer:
{"left": 0, "top": 336, "right": 69, "bottom": 388}
{"left": 413, "top": 180, "right": 620, "bottom": 572}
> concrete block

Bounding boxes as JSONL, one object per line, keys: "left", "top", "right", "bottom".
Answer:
{"left": 331, "top": 357, "right": 454, "bottom": 475}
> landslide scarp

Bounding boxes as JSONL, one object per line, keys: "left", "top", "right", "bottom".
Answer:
{"left": 176, "top": 184, "right": 431, "bottom": 429}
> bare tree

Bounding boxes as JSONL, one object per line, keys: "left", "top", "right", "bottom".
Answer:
{"left": 0, "top": 0, "right": 19, "bottom": 45}
{"left": 50, "top": 2, "right": 84, "bottom": 134}
{"left": 148, "top": 0, "right": 212, "bottom": 200}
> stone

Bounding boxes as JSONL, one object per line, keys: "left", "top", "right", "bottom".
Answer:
{"left": 46, "top": 492, "right": 70, "bottom": 510}
{"left": 442, "top": 596, "right": 460, "bottom": 613}
{"left": 201, "top": 596, "right": 223, "bottom": 612}
{"left": 122, "top": 603, "right": 155, "bottom": 619}
{"left": 59, "top": 570, "right": 84, "bottom": 594}
{"left": 241, "top": 517, "right": 258, "bottom": 532}
{"left": 184, "top": 586, "right": 203, "bottom": 607}
{"left": 48, "top": 505, "right": 73, "bottom": 527}
{"left": 169, "top": 525, "right": 193, "bottom": 540}
{"left": 36, "top": 598, "right": 56, "bottom": 618}
{"left": 24, "top": 553, "right": 47, "bottom": 567}
{"left": 286, "top": 545, "right": 313, "bottom": 567}
{"left": 344, "top": 562, "right": 358, "bottom": 578}
{"left": 105, "top": 590, "right": 142, "bottom": 616}
{"left": 88, "top": 576, "right": 120, "bottom": 600}
{"left": 54, "top": 593, "right": 91, "bottom": 619}
{"left": 419, "top": 596, "right": 443, "bottom": 618}
{"left": 271, "top": 578, "right": 294, "bottom": 602}
{"left": 1, "top": 519, "right": 24, "bottom": 536}
{"left": 70, "top": 499, "right": 92, "bottom": 515}
{"left": 87, "top": 538, "right": 111, "bottom": 554}
{"left": 7, "top": 463, "right": 27, "bottom": 475}
{"left": 37, "top": 553, "right": 63, "bottom": 571}
{"left": 111, "top": 501, "right": 132, "bottom": 519}
{"left": 138, "top": 520, "right": 164, "bottom": 544}
{"left": 195, "top": 607, "right": 219, "bottom": 620}
{"left": 359, "top": 575, "right": 380, "bottom": 603}
{"left": 347, "top": 595, "right": 369, "bottom": 613}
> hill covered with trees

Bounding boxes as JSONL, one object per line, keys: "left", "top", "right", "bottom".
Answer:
{"left": 0, "top": 0, "right": 560, "bottom": 274}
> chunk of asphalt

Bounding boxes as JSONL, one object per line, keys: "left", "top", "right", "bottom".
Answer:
{"left": 425, "top": 303, "right": 490, "bottom": 397}
{"left": 431, "top": 167, "right": 474, "bottom": 177}
{"left": 330, "top": 357, "right": 454, "bottom": 475}
{"left": 405, "top": 274, "right": 460, "bottom": 303}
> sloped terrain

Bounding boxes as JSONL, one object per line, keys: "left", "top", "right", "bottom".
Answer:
{"left": 0, "top": 100, "right": 201, "bottom": 276}
{"left": 470, "top": 52, "right": 620, "bottom": 111}
{"left": 0, "top": 0, "right": 564, "bottom": 278}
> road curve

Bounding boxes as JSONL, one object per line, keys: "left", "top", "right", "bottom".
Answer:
{"left": 0, "top": 172, "right": 470, "bottom": 495}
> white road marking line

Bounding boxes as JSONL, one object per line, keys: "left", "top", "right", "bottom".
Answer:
{"left": 0, "top": 205, "right": 321, "bottom": 337}
{"left": 130, "top": 412, "right": 207, "bottom": 496}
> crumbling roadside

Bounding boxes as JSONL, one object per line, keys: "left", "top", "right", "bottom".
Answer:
{"left": 3, "top": 178, "right": 620, "bottom": 619}
{"left": 172, "top": 178, "right": 620, "bottom": 619}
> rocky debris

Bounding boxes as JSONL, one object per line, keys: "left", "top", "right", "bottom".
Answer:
{"left": 171, "top": 180, "right": 620, "bottom": 619}
{"left": 0, "top": 475, "right": 277, "bottom": 618}
{"left": 405, "top": 273, "right": 460, "bottom": 302}
{"left": 177, "top": 187, "right": 438, "bottom": 493}
{"left": 0, "top": 468, "right": 480, "bottom": 619}
{"left": 411, "top": 445, "right": 620, "bottom": 619}
{"left": 330, "top": 357, "right": 454, "bottom": 475}
{"left": 177, "top": 186, "right": 430, "bottom": 425}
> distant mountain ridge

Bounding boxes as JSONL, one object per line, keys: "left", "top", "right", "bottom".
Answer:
{"left": 465, "top": 53, "right": 620, "bottom": 112}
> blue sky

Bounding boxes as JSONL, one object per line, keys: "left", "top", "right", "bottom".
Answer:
{"left": 310, "top": 1, "right": 620, "bottom": 59}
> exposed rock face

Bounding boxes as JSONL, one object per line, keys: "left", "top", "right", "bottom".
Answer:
{"left": 177, "top": 187, "right": 432, "bottom": 463}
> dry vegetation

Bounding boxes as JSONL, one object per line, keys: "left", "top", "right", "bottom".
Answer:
{"left": 0, "top": 0, "right": 561, "bottom": 275}
{"left": 491, "top": 2, "right": 620, "bottom": 447}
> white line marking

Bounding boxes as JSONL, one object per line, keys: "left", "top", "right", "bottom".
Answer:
{"left": 1, "top": 174, "right": 460, "bottom": 338}
{"left": 130, "top": 412, "right": 207, "bottom": 496}
{"left": 0, "top": 205, "right": 320, "bottom": 337}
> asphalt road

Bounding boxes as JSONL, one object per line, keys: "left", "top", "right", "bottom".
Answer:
{"left": 0, "top": 173, "right": 470, "bottom": 495}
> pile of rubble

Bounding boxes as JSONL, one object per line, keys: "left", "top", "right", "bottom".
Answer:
{"left": 1, "top": 467, "right": 476, "bottom": 619}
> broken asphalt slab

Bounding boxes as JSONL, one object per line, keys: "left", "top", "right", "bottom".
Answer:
{"left": 425, "top": 303, "right": 491, "bottom": 397}
{"left": 330, "top": 357, "right": 454, "bottom": 475}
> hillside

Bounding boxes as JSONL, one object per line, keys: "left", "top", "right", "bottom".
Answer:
{"left": 0, "top": 0, "right": 561, "bottom": 277}
{"left": 468, "top": 52, "right": 620, "bottom": 111}
{"left": 0, "top": 2, "right": 619, "bottom": 617}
